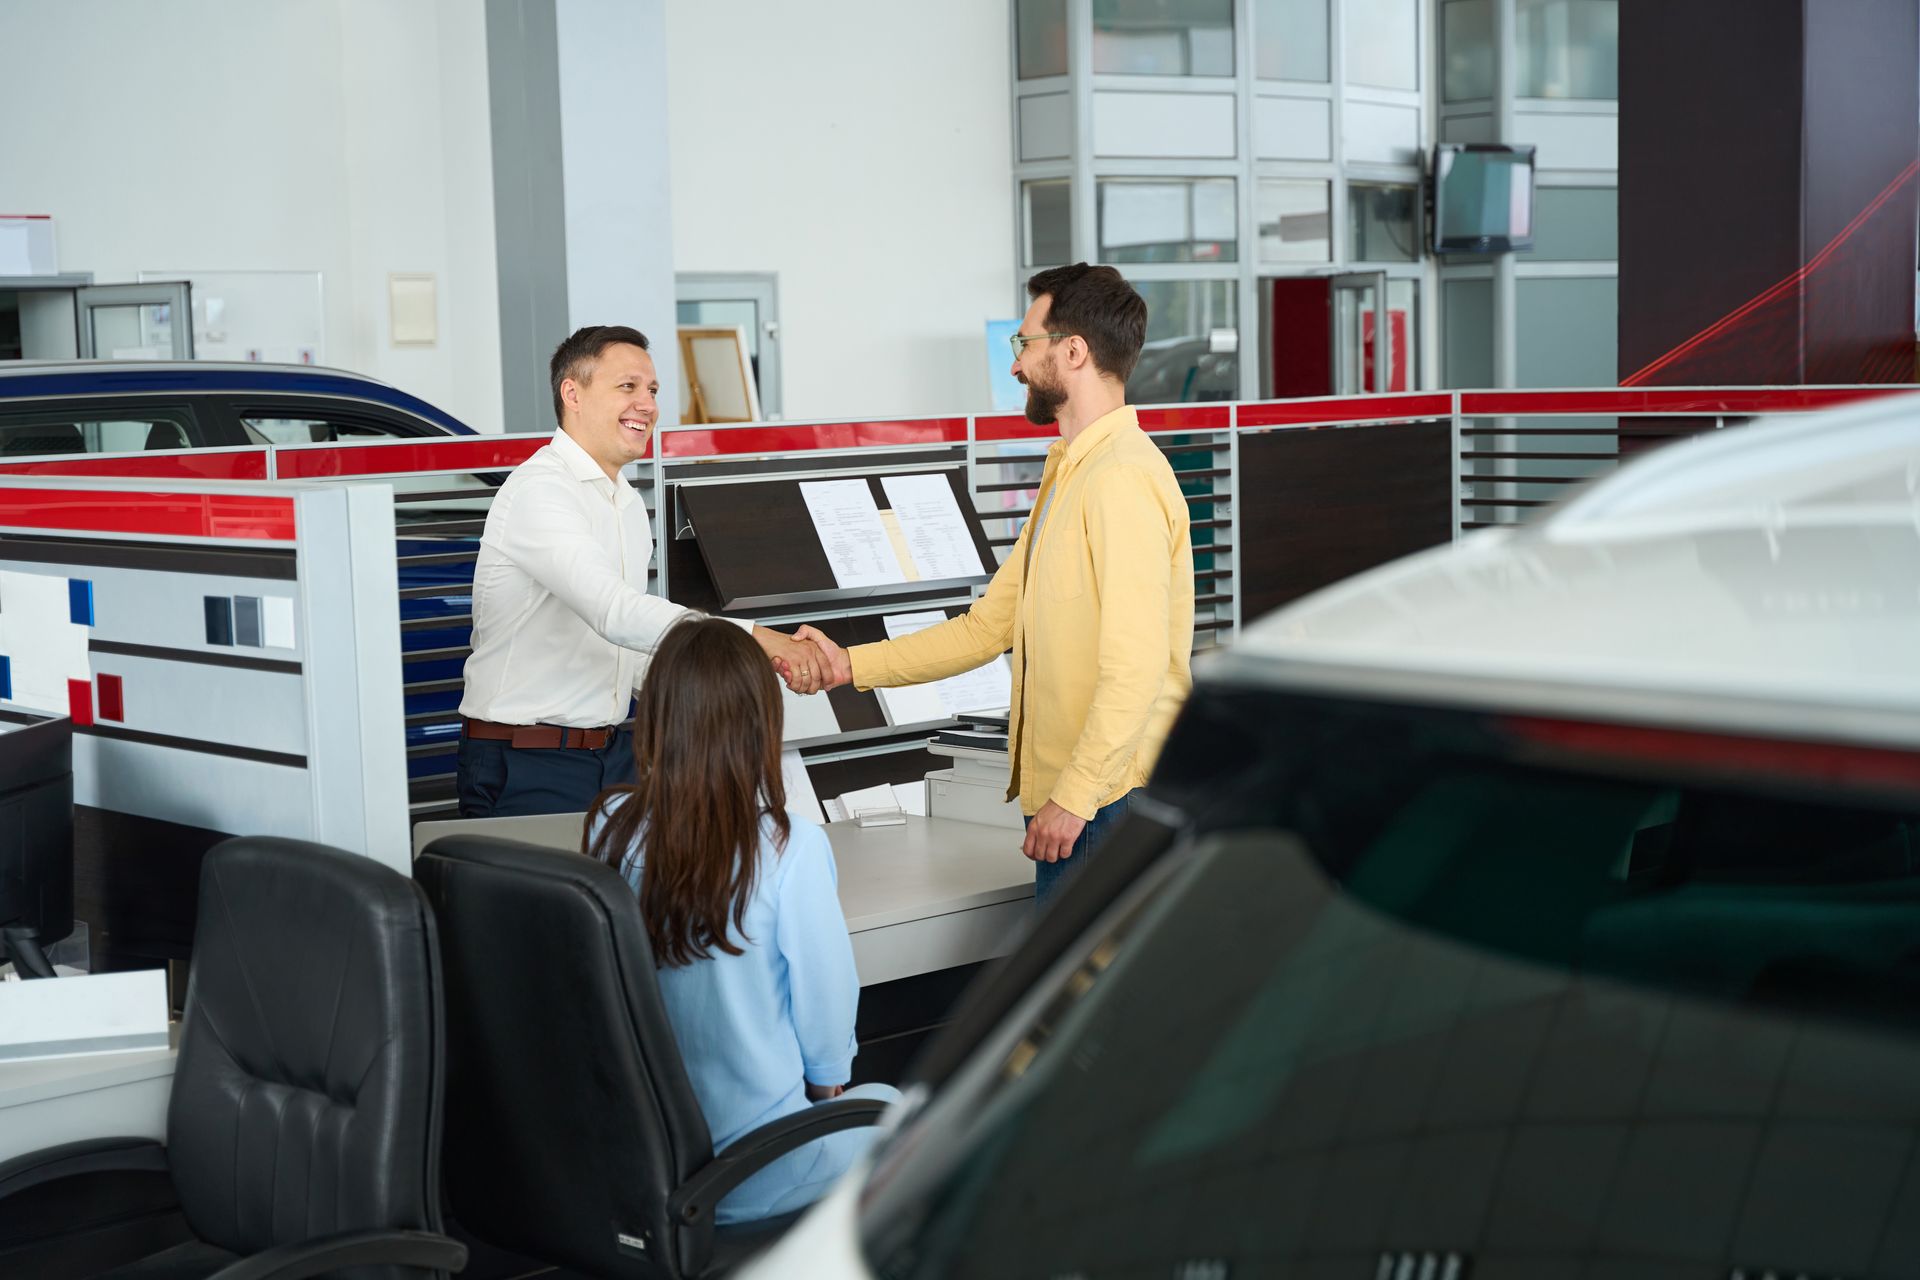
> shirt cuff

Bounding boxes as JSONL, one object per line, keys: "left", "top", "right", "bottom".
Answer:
{"left": 1049, "top": 769, "right": 1106, "bottom": 822}
{"left": 848, "top": 641, "right": 888, "bottom": 691}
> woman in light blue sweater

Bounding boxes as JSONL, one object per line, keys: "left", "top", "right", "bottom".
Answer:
{"left": 586, "top": 616, "right": 899, "bottom": 1224}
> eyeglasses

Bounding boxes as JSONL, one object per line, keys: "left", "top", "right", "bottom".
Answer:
{"left": 1009, "top": 331, "right": 1069, "bottom": 358}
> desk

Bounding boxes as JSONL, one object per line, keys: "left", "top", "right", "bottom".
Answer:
{"left": 412, "top": 813, "right": 1035, "bottom": 985}
{"left": 0, "top": 1042, "right": 175, "bottom": 1164}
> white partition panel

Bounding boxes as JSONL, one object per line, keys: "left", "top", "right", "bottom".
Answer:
{"left": 0, "top": 475, "right": 407, "bottom": 873}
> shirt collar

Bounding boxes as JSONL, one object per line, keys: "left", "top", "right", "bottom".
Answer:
{"left": 1053, "top": 403, "right": 1138, "bottom": 469}
{"left": 550, "top": 427, "right": 639, "bottom": 507}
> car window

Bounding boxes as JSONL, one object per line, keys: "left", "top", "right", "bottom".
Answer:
{"left": 238, "top": 412, "right": 426, "bottom": 445}
{"left": 860, "top": 725, "right": 1920, "bottom": 1279}
{"left": 0, "top": 406, "right": 194, "bottom": 456}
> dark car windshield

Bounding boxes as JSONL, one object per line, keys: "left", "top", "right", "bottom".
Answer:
{"left": 859, "top": 695, "right": 1920, "bottom": 1280}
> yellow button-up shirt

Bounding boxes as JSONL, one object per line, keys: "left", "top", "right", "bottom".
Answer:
{"left": 849, "top": 405, "right": 1195, "bottom": 819}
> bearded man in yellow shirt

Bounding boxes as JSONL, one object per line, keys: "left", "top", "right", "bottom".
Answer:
{"left": 800, "top": 264, "right": 1194, "bottom": 907}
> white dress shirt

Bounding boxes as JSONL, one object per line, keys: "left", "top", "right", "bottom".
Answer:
{"left": 459, "top": 428, "right": 743, "bottom": 728}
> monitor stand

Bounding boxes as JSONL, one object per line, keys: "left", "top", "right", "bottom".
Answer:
{"left": 1, "top": 925, "right": 55, "bottom": 980}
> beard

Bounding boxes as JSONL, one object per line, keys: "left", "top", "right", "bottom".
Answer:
{"left": 1023, "top": 372, "right": 1067, "bottom": 426}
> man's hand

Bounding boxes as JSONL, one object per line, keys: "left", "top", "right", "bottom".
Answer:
{"left": 753, "top": 626, "right": 825, "bottom": 695}
{"left": 804, "top": 1081, "right": 845, "bottom": 1102}
{"left": 793, "top": 624, "right": 853, "bottom": 690}
{"left": 1021, "top": 800, "right": 1087, "bottom": 863}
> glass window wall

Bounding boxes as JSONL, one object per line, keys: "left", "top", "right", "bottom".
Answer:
{"left": 1348, "top": 183, "right": 1420, "bottom": 262}
{"left": 1092, "top": 0, "right": 1235, "bottom": 77}
{"left": 1099, "top": 178, "right": 1238, "bottom": 263}
{"left": 1518, "top": 0, "right": 1619, "bottom": 99}
{"left": 1254, "top": 0, "right": 1329, "bottom": 82}
{"left": 1017, "top": 0, "right": 1069, "bottom": 79}
{"left": 1023, "top": 180, "right": 1074, "bottom": 267}
{"left": 1256, "top": 179, "right": 1331, "bottom": 264}
{"left": 1128, "top": 279, "right": 1239, "bottom": 402}
{"left": 1442, "top": 0, "right": 1494, "bottom": 100}
{"left": 1344, "top": 0, "right": 1419, "bottom": 90}
{"left": 1531, "top": 186, "right": 1617, "bottom": 261}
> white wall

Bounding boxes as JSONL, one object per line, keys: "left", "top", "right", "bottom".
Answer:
{"left": 664, "top": 1, "right": 1015, "bottom": 420}
{"left": 0, "top": 0, "right": 505, "bottom": 434}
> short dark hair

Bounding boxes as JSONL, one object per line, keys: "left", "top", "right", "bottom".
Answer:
{"left": 549, "top": 325, "right": 650, "bottom": 427}
{"left": 1025, "top": 264, "right": 1148, "bottom": 384}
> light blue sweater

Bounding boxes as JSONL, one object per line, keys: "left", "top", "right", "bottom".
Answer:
{"left": 602, "top": 807, "right": 892, "bottom": 1222}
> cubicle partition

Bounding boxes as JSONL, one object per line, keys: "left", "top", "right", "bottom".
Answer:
{"left": 1, "top": 384, "right": 1911, "bottom": 969}
{"left": 0, "top": 468, "right": 407, "bottom": 972}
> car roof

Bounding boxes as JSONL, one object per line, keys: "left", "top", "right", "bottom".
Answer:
{"left": 0, "top": 360, "right": 473, "bottom": 434}
{"left": 1210, "top": 393, "right": 1920, "bottom": 748}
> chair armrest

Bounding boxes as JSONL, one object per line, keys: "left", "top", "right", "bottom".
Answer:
{"left": 668, "top": 1097, "right": 889, "bottom": 1226}
{"left": 205, "top": 1228, "right": 468, "bottom": 1280}
{"left": 0, "top": 1137, "right": 168, "bottom": 1202}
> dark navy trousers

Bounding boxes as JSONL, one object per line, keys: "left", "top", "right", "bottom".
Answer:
{"left": 454, "top": 727, "right": 637, "bottom": 819}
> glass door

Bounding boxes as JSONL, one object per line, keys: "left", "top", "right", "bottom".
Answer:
{"left": 1332, "top": 272, "right": 1420, "bottom": 394}
{"left": 75, "top": 282, "right": 194, "bottom": 359}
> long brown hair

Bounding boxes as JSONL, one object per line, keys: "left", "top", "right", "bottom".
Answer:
{"left": 585, "top": 617, "right": 790, "bottom": 967}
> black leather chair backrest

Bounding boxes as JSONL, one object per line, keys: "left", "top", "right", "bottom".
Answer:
{"left": 415, "top": 834, "right": 715, "bottom": 1276}
{"left": 167, "top": 837, "right": 446, "bottom": 1278}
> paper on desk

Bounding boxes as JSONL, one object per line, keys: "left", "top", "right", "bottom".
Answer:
{"left": 800, "top": 479, "right": 905, "bottom": 588}
{"left": 881, "top": 473, "right": 984, "bottom": 580}
{"left": 780, "top": 749, "right": 825, "bottom": 825}
{"left": 823, "top": 798, "right": 845, "bottom": 823}
{"left": 781, "top": 682, "right": 841, "bottom": 742}
{"left": 881, "top": 611, "right": 1013, "bottom": 718}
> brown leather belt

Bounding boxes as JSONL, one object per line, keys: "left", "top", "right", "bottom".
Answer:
{"left": 462, "top": 718, "right": 616, "bottom": 750}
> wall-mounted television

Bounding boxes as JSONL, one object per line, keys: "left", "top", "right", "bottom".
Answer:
{"left": 1430, "top": 143, "right": 1536, "bottom": 254}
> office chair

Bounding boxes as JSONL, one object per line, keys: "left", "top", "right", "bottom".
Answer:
{"left": 0, "top": 837, "right": 467, "bottom": 1279}
{"left": 415, "top": 834, "right": 888, "bottom": 1279}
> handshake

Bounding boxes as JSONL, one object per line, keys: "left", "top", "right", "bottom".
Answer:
{"left": 758, "top": 624, "right": 854, "bottom": 696}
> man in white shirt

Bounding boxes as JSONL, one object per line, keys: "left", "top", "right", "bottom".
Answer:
{"left": 457, "top": 324, "right": 827, "bottom": 817}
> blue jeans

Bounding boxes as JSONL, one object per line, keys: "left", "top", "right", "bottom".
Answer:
{"left": 1029, "top": 789, "right": 1139, "bottom": 910}
{"left": 455, "top": 727, "right": 636, "bottom": 818}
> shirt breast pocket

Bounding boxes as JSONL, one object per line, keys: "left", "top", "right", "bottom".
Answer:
{"left": 1040, "top": 539, "right": 1087, "bottom": 602}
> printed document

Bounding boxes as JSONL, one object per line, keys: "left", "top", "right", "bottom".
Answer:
{"left": 880, "top": 473, "right": 984, "bottom": 580}
{"left": 800, "top": 479, "right": 904, "bottom": 588}
{"left": 879, "top": 611, "right": 1013, "bottom": 720}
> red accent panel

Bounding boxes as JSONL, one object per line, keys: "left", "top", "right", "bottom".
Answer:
{"left": 68, "top": 678, "right": 94, "bottom": 727}
{"left": 974, "top": 406, "right": 1229, "bottom": 443}
{"left": 1459, "top": 386, "right": 1915, "bottom": 417}
{"left": 275, "top": 435, "right": 551, "bottom": 479}
{"left": 97, "top": 673, "right": 124, "bottom": 722}
{"left": 1237, "top": 392, "right": 1456, "bottom": 428}
{"left": 1503, "top": 715, "right": 1920, "bottom": 793}
{"left": 660, "top": 418, "right": 970, "bottom": 459}
{"left": 0, "top": 449, "right": 270, "bottom": 481}
{"left": 975, "top": 414, "right": 1049, "bottom": 442}
{"left": 1136, "top": 405, "right": 1232, "bottom": 432}
{"left": 0, "top": 487, "right": 297, "bottom": 541}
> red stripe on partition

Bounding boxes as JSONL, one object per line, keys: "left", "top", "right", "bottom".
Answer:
{"left": 275, "top": 435, "right": 551, "bottom": 479}
{"left": 1236, "top": 393, "right": 1456, "bottom": 428}
{"left": 975, "top": 405, "right": 1232, "bottom": 443}
{"left": 1459, "top": 386, "right": 1916, "bottom": 417}
{"left": 0, "top": 487, "right": 297, "bottom": 541}
{"left": 0, "top": 449, "right": 271, "bottom": 481}
{"left": 660, "top": 418, "right": 970, "bottom": 459}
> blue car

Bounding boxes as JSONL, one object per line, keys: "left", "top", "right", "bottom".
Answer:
{"left": 0, "top": 359, "right": 477, "bottom": 455}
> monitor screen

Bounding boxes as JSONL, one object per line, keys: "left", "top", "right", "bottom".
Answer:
{"left": 1432, "top": 143, "right": 1536, "bottom": 253}
{"left": 0, "top": 715, "right": 74, "bottom": 952}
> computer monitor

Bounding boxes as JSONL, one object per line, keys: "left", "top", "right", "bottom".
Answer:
{"left": 0, "top": 715, "right": 74, "bottom": 979}
{"left": 1430, "top": 143, "right": 1537, "bottom": 253}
